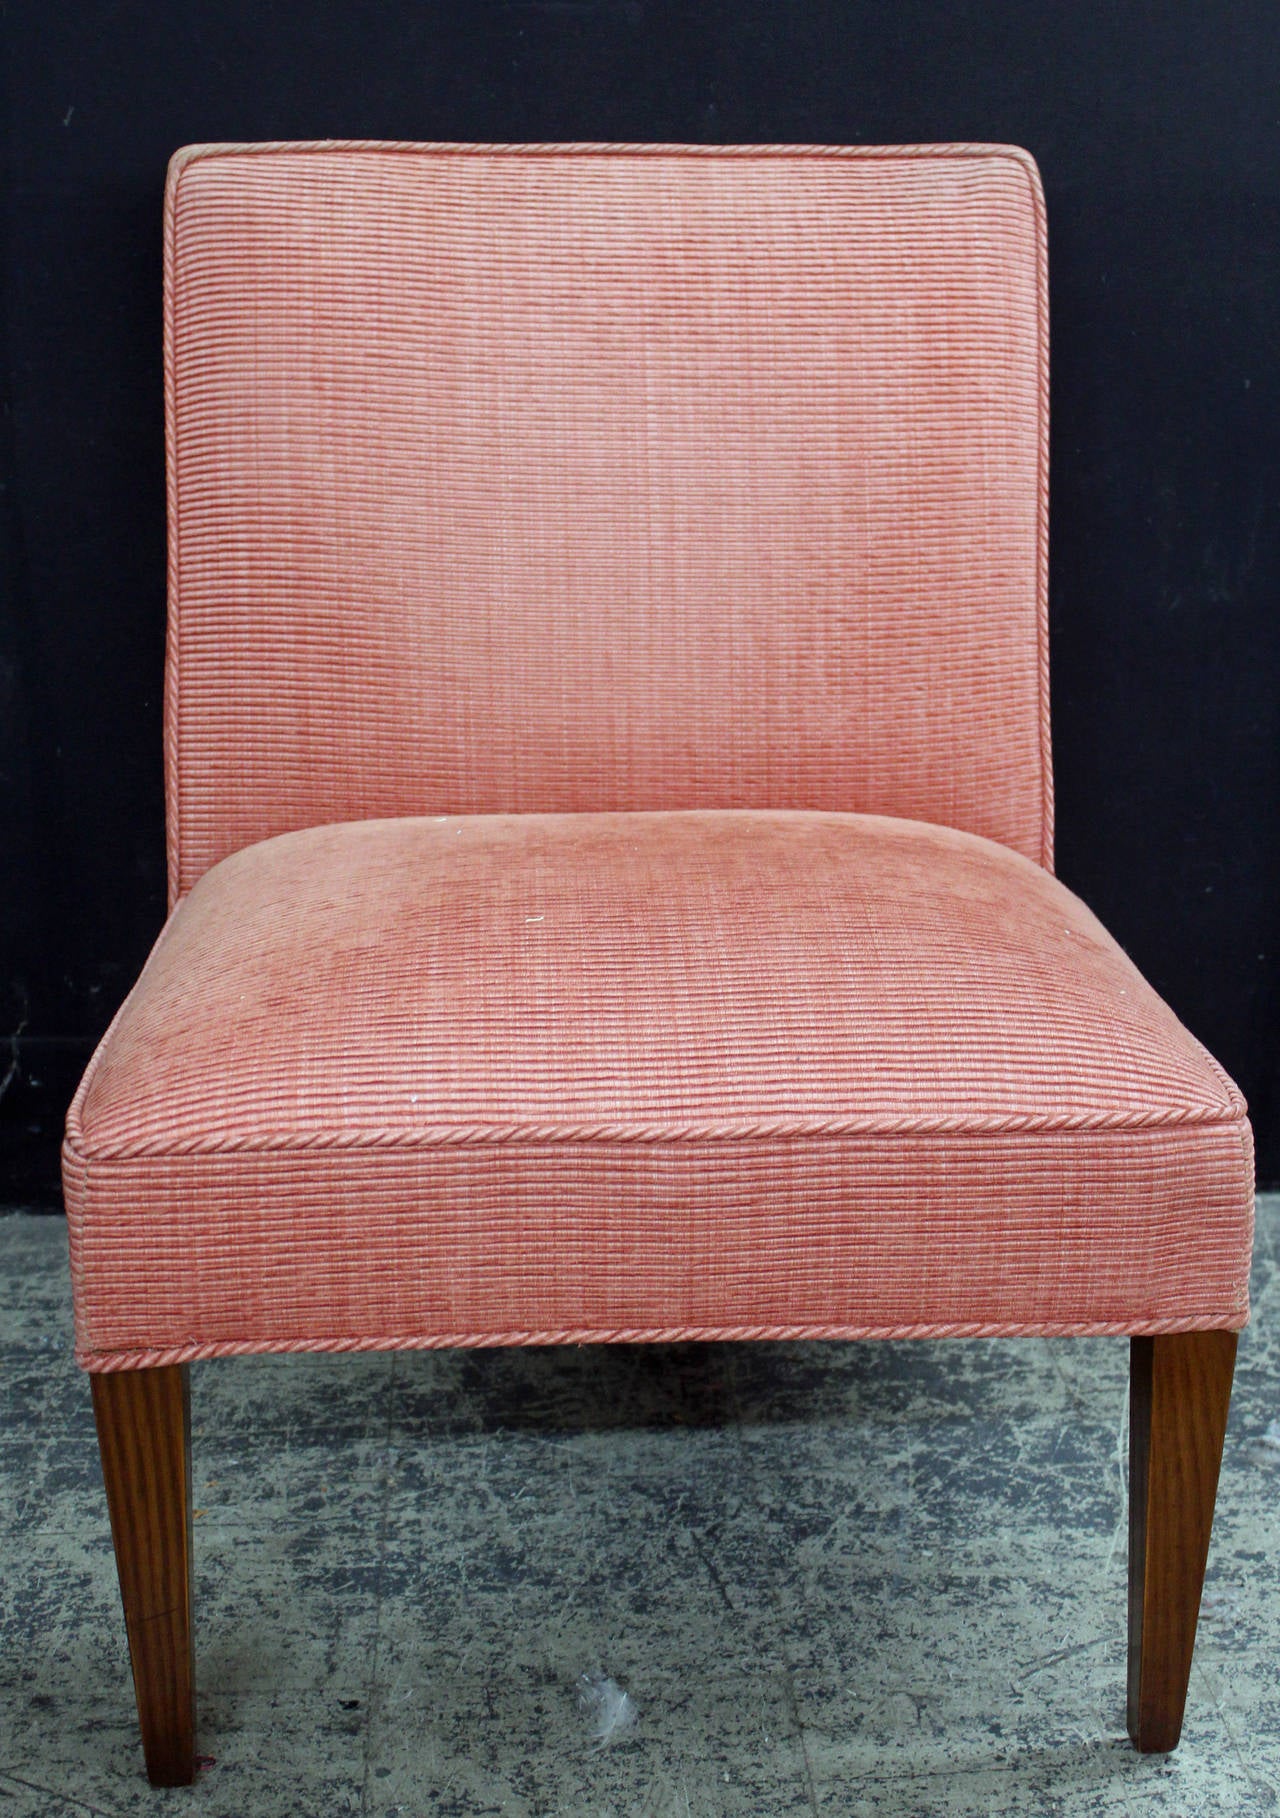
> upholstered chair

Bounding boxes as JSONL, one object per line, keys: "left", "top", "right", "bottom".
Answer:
{"left": 63, "top": 141, "right": 1253, "bottom": 1786}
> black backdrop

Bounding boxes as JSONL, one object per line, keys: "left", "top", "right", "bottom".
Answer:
{"left": 3, "top": 2, "right": 1278, "bottom": 1197}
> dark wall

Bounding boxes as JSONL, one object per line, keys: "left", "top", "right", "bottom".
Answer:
{"left": 3, "top": 2, "right": 1278, "bottom": 1198}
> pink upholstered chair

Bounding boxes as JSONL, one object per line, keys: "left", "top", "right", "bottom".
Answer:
{"left": 64, "top": 141, "right": 1253, "bottom": 1786}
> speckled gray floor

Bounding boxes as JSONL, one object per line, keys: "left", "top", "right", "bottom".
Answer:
{"left": 1, "top": 1201, "right": 1278, "bottom": 1817}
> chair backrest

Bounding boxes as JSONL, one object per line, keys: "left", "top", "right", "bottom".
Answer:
{"left": 164, "top": 141, "right": 1051, "bottom": 903}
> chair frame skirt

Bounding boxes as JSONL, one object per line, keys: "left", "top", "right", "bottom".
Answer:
{"left": 92, "top": 1329, "right": 1236, "bottom": 1785}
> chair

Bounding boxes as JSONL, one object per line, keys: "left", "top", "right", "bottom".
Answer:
{"left": 63, "top": 141, "right": 1253, "bottom": 1786}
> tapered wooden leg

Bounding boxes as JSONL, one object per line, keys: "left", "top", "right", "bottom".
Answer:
{"left": 1127, "top": 1330, "right": 1237, "bottom": 1752}
{"left": 92, "top": 1364, "right": 196, "bottom": 1786}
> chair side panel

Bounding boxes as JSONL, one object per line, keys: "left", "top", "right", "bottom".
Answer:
{"left": 165, "top": 142, "right": 1050, "bottom": 900}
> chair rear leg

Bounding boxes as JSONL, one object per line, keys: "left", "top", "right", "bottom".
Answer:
{"left": 91, "top": 1363, "right": 196, "bottom": 1785}
{"left": 1127, "top": 1330, "right": 1237, "bottom": 1752}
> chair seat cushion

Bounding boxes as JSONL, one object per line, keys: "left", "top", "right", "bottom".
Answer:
{"left": 64, "top": 810, "right": 1253, "bottom": 1367}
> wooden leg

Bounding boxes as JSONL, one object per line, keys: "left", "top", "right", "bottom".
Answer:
{"left": 1127, "top": 1330, "right": 1237, "bottom": 1752}
{"left": 92, "top": 1364, "right": 196, "bottom": 1786}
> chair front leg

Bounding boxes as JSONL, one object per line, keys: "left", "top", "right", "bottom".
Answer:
{"left": 92, "top": 1363, "right": 196, "bottom": 1785}
{"left": 1127, "top": 1330, "right": 1237, "bottom": 1752}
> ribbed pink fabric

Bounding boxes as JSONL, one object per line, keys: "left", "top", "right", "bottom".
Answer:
{"left": 64, "top": 812, "right": 1253, "bottom": 1369}
{"left": 64, "top": 142, "right": 1253, "bottom": 1372}
{"left": 163, "top": 141, "right": 1051, "bottom": 905}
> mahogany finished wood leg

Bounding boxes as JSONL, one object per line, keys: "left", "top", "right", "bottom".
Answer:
{"left": 1127, "top": 1329, "right": 1237, "bottom": 1753}
{"left": 91, "top": 1363, "right": 196, "bottom": 1786}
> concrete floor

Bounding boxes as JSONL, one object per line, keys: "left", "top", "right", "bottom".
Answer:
{"left": 1, "top": 1202, "right": 1278, "bottom": 1818}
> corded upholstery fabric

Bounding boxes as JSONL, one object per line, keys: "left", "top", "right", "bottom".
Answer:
{"left": 64, "top": 810, "right": 1253, "bottom": 1370}
{"left": 65, "top": 141, "right": 1253, "bottom": 1374}
{"left": 163, "top": 141, "right": 1051, "bottom": 905}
